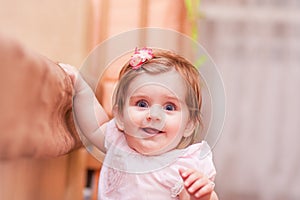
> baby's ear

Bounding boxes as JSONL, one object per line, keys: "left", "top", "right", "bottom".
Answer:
{"left": 113, "top": 106, "right": 124, "bottom": 131}
{"left": 183, "top": 121, "right": 196, "bottom": 137}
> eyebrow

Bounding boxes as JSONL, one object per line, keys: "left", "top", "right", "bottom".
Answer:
{"left": 129, "top": 95, "right": 148, "bottom": 104}
{"left": 130, "top": 94, "right": 184, "bottom": 104}
{"left": 129, "top": 95, "right": 148, "bottom": 100}
{"left": 163, "top": 95, "right": 181, "bottom": 102}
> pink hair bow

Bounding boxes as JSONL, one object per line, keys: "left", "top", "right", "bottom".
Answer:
{"left": 129, "top": 47, "right": 154, "bottom": 69}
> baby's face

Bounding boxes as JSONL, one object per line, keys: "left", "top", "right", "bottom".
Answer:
{"left": 116, "top": 69, "right": 194, "bottom": 155}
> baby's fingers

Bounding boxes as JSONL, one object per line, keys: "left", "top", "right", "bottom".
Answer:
{"left": 186, "top": 176, "right": 208, "bottom": 193}
{"left": 179, "top": 168, "right": 198, "bottom": 179}
{"left": 193, "top": 181, "right": 215, "bottom": 199}
{"left": 58, "top": 63, "right": 78, "bottom": 85}
{"left": 179, "top": 169, "right": 204, "bottom": 188}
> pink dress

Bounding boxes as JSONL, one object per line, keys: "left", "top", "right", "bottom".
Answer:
{"left": 98, "top": 119, "right": 216, "bottom": 200}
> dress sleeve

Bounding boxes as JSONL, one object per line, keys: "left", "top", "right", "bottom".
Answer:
{"left": 194, "top": 141, "right": 217, "bottom": 181}
{"left": 104, "top": 119, "right": 118, "bottom": 150}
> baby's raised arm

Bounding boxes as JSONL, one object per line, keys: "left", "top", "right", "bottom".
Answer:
{"left": 59, "top": 64, "right": 109, "bottom": 152}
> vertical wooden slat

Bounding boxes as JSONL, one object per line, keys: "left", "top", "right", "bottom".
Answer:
{"left": 139, "top": 0, "right": 149, "bottom": 47}
{"left": 65, "top": 150, "right": 87, "bottom": 200}
{"left": 88, "top": 0, "right": 110, "bottom": 49}
{"left": 139, "top": 0, "right": 149, "bottom": 27}
{"left": 84, "top": 1, "right": 112, "bottom": 200}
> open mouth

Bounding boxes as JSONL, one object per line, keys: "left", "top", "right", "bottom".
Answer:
{"left": 142, "top": 127, "right": 164, "bottom": 135}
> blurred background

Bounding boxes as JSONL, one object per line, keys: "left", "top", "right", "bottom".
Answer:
{"left": 0, "top": 0, "right": 299, "bottom": 200}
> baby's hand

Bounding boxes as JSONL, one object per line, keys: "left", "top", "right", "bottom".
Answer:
{"left": 179, "top": 168, "right": 215, "bottom": 200}
{"left": 58, "top": 63, "right": 77, "bottom": 85}
{"left": 58, "top": 63, "right": 86, "bottom": 93}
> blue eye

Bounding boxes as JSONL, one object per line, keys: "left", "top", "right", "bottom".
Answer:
{"left": 164, "top": 104, "right": 176, "bottom": 111}
{"left": 136, "top": 100, "right": 149, "bottom": 108}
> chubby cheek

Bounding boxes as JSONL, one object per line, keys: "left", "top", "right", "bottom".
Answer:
{"left": 169, "top": 124, "right": 183, "bottom": 139}
{"left": 169, "top": 113, "right": 191, "bottom": 136}
{"left": 125, "top": 107, "right": 147, "bottom": 126}
{"left": 164, "top": 116, "right": 183, "bottom": 134}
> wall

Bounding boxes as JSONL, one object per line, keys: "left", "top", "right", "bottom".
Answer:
{"left": 198, "top": 1, "right": 300, "bottom": 199}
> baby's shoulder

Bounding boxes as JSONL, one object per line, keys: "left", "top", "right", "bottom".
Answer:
{"left": 103, "top": 118, "right": 126, "bottom": 148}
{"left": 102, "top": 118, "right": 118, "bottom": 134}
{"left": 175, "top": 141, "right": 216, "bottom": 179}
{"left": 181, "top": 141, "right": 212, "bottom": 159}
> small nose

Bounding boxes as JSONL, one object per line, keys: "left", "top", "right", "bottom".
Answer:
{"left": 147, "top": 104, "right": 164, "bottom": 121}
